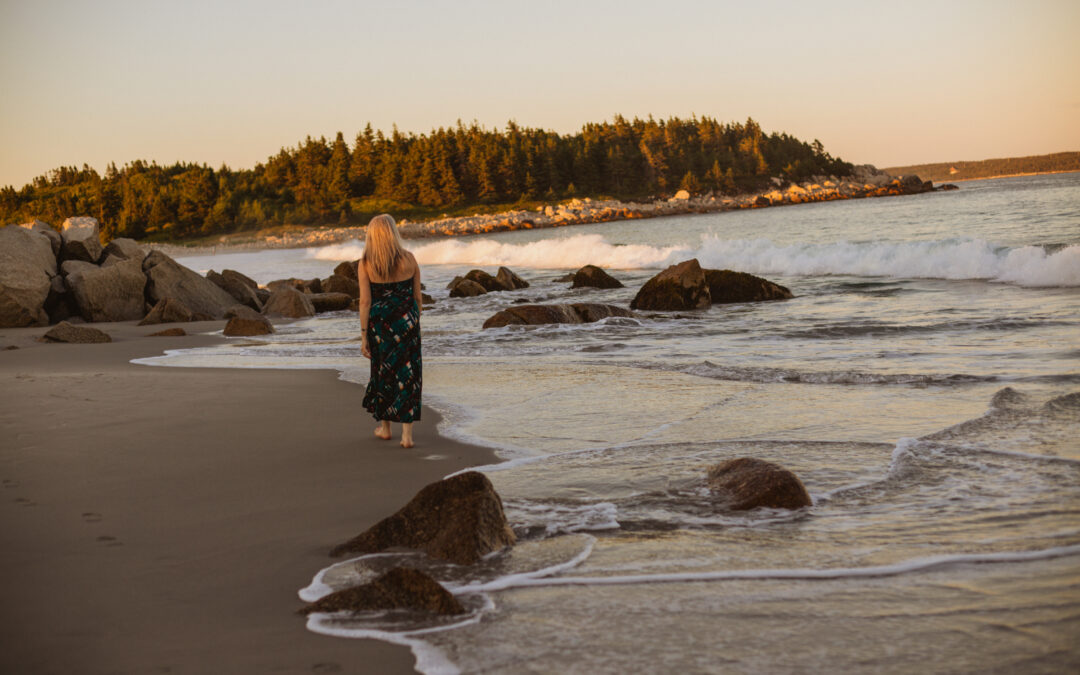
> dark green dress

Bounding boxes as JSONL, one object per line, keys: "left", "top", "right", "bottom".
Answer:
{"left": 362, "top": 278, "right": 422, "bottom": 422}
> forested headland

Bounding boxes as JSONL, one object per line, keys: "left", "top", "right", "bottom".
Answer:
{"left": 0, "top": 116, "right": 852, "bottom": 243}
{"left": 885, "top": 151, "right": 1080, "bottom": 182}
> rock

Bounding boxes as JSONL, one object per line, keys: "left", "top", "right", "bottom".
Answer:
{"left": 421, "top": 293, "right": 435, "bottom": 306}
{"left": 330, "top": 471, "right": 516, "bottom": 565}
{"left": 302, "top": 278, "right": 323, "bottom": 294}
{"left": 207, "top": 269, "right": 262, "bottom": 311}
{"left": 19, "top": 220, "right": 61, "bottom": 257}
{"left": 333, "top": 260, "right": 360, "bottom": 281}
{"left": 630, "top": 259, "right": 711, "bottom": 311}
{"left": 309, "top": 292, "right": 352, "bottom": 313}
{"left": 939, "top": 183, "right": 959, "bottom": 191}
{"left": 464, "top": 269, "right": 505, "bottom": 292}
{"left": 148, "top": 327, "right": 186, "bottom": 337}
{"left": 298, "top": 567, "right": 464, "bottom": 617}
{"left": 571, "top": 265, "right": 624, "bottom": 289}
{"left": 59, "top": 217, "right": 103, "bottom": 263}
{"left": 63, "top": 256, "right": 147, "bottom": 322}
{"left": 670, "top": 189, "right": 691, "bottom": 201}
{"left": 553, "top": 273, "right": 575, "bottom": 283}
{"left": 448, "top": 278, "right": 488, "bottom": 298}
{"left": 45, "top": 274, "right": 77, "bottom": 324}
{"left": 321, "top": 273, "right": 360, "bottom": 299}
{"left": 143, "top": 250, "right": 237, "bottom": 319}
{"left": 482, "top": 303, "right": 635, "bottom": 329}
{"left": 703, "top": 269, "right": 793, "bottom": 304}
{"left": 262, "top": 287, "right": 315, "bottom": 318}
{"left": 138, "top": 298, "right": 194, "bottom": 325}
{"left": 265, "top": 278, "right": 307, "bottom": 293}
{"left": 255, "top": 288, "right": 270, "bottom": 305}
{"left": 495, "top": 266, "right": 529, "bottom": 290}
{"left": 223, "top": 305, "right": 275, "bottom": 336}
{"left": 101, "top": 238, "right": 146, "bottom": 264}
{"left": 706, "top": 458, "right": 812, "bottom": 510}
{"left": 0, "top": 225, "right": 57, "bottom": 327}
{"left": 41, "top": 321, "right": 111, "bottom": 344}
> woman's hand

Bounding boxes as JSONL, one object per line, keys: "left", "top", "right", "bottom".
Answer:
{"left": 361, "top": 336, "right": 371, "bottom": 359}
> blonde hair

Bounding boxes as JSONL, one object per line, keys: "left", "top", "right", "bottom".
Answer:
{"left": 362, "top": 214, "right": 407, "bottom": 279}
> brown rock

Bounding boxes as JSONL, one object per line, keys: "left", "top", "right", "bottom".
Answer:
{"left": 630, "top": 259, "right": 711, "bottom": 311}
{"left": 101, "top": 238, "right": 146, "bottom": 264}
{"left": 0, "top": 225, "right": 57, "bottom": 327}
{"left": 224, "top": 316, "right": 275, "bottom": 336}
{"left": 265, "top": 278, "right": 306, "bottom": 293}
{"left": 482, "top": 303, "right": 635, "bottom": 329}
{"left": 330, "top": 471, "right": 516, "bottom": 565}
{"left": 571, "top": 265, "right": 624, "bottom": 289}
{"left": 448, "top": 278, "right": 488, "bottom": 298}
{"left": 148, "top": 327, "right": 186, "bottom": 337}
{"left": 138, "top": 298, "right": 194, "bottom": 325}
{"left": 42, "top": 321, "right": 112, "bottom": 344}
{"left": 207, "top": 269, "right": 262, "bottom": 311}
{"left": 298, "top": 567, "right": 464, "bottom": 616}
{"left": 703, "top": 269, "right": 793, "bottom": 304}
{"left": 464, "top": 269, "right": 505, "bottom": 292}
{"left": 19, "top": 220, "right": 61, "bottom": 257}
{"left": 309, "top": 292, "right": 352, "bottom": 313}
{"left": 143, "top": 250, "right": 237, "bottom": 319}
{"left": 302, "top": 278, "right": 323, "bottom": 294}
{"left": 321, "top": 273, "right": 360, "bottom": 299}
{"left": 59, "top": 217, "right": 103, "bottom": 263}
{"left": 495, "top": 266, "right": 529, "bottom": 290}
{"left": 262, "top": 287, "right": 315, "bottom": 318}
{"left": 706, "top": 458, "right": 812, "bottom": 510}
{"left": 333, "top": 259, "right": 360, "bottom": 281}
{"left": 421, "top": 293, "right": 435, "bottom": 307}
{"left": 62, "top": 257, "right": 147, "bottom": 322}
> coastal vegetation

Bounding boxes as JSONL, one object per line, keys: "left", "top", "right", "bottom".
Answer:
{"left": 885, "top": 151, "right": 1080, "bottom": 182}
{"left": 0, "top": 116, "right": 851, "bottom": 242}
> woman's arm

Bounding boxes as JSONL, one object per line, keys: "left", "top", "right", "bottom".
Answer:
{"left": 410, "top": 253, "right": 422, "bottom": 316}
{"left": 356, "top": 260, "right": 373, "bottom": 357}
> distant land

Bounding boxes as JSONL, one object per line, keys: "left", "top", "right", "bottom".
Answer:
{"left": 885, "top": 151, "right": 1080, "bottom": 183}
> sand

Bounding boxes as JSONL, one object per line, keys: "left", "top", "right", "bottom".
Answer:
{"left": 0, "top": 320, "right": 497, "bottom": 674}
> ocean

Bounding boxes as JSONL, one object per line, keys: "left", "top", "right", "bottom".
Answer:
{"left": 144, "top": 173, "right": 1080, "bottom": 673}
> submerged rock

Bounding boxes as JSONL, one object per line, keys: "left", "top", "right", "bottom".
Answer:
{"left": 482, "top": 303, "right": 635, "bottom": 329}
{"left": 703, "top": 269, "right": 793, "bottom": 304}
{"left": 298, "top": 567, "right": 464, "bottom": 616}
{"left": 706, "top": 458, "right": 812, "bottom": 510}
{"left": 330, "top": 471, "right": 516, "bottom": 565}
{"left": 571, "top": 265, "right": 624, "bottom": 289}
{"left": 630, "top": 259, "right": 711, "bottom": 311}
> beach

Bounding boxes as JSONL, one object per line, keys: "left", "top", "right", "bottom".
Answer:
{"left": 0, "top": 321, "right": 495, "bottom": 674}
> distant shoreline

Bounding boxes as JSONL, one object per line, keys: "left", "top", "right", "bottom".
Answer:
{"left": 927, "top": 169, "right": 1080, "bottom": 183}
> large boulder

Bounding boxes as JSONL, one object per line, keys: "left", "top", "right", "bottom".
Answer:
{"left": 41, "top": 321, "right": 111, "bottom": 344}
{"left": 59, "top": 217, "right": 103, "bottom": 263}
{"left": 207, "top": 269, "right": 262, "bottom": 311}
{"left": 495, "top": 266, "right": 529, "bottom": 290}
{"left": 448, "top": 278, "right": 487, "bottom": 298}
{"left": 262, "top": 287, "right": 315, "bottom": 318}
{"left": 309, "top": 292, "right": 352, "bottom": 313}
{"left": 139, "top": 297, "right": 195, "bottom": 325}
{"left": 265, "top": 278, "right": 307, "bottom": 293}
{"left": 0, "top": 225, "right": 56, "bottom": 327}
{"left": 333, "top": 259, "right": 360, "bottom": 281}
{"left": 703, "top": 269, "right": 793, "bottom": 304}
{"left": 63, "top": 257, "right": 147, "bottom": 322}
{"left": 706, "top": 458, "right": 812, "bottom": 510}
{"left": 101, "top": 238, "right": 146, "bottom": 265}
{"left": 630, "top": 259, "right": 711, "bottom": 311}
{"left": 321, "top": 273, "right": 359, "bottom": 299}
{"left": 482, "top": 303, "right": 636, "bottom": 329}
{"left": 298, "top": 567, "right": 464, "bottom": 616}
{"left": 330, "top": 471, "right": 516, "bottom": 565}
{"left": 223, "top": 305, "right": 275, "bottom": 336}
{"left": 19, "top": 220, "right": 61, "bottom": 257}
{"left": 571, "top": 265, "right": 624, "bottom": 289}
{"left": 143, "top": 250, "right": 237, "bottom": 319}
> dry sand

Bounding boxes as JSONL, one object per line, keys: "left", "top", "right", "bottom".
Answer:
{"left": 0, "top": 321, "right": 496, "bottom": 674}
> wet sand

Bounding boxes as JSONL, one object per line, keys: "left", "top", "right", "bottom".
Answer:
{"left": 0, "top": 321, "right": 496, "bottom": 674}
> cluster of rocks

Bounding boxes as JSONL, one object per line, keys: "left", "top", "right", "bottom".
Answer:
{"left": 447, "top": 267, "right": 529, "bottom": 298}
{"left": 301, "top": 459, "right": 811, "bottom": 617}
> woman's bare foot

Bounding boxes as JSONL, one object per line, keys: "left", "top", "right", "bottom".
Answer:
{"left": 400, "top": 439, "right": 414, "bottom": 448}
{"left": 400, "top": 422, "right": 414, "bottom": 448}
{"left": 374, "top": 422, "right": 392, "bottom": 440}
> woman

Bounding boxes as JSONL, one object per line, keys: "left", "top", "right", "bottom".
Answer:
{"left": 357, "top": 213, "right": 422, "bottom": 448}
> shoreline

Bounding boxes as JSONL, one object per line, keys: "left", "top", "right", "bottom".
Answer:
{"left": 913, "top": 168, "right": 1080, "bottom": 183}
{"left": 0, "top": 320, "right": 497, "bottom": 674}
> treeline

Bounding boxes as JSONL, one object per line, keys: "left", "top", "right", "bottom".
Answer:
{"left": 885, "top": 151, "right": 1080, "bottom": 182}
{"left": 1, "top": 115, "right": 852, "bottom": 241}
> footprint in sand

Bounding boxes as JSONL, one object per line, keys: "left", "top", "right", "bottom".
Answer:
{"left": 311, "top": 664, "right": 342, "bottom": 674}
{"left": 14, "top": 497, "right": 36, "bottom": 507}
{"left": 96, "top": 535, "right": 123, "bottom": 547}
{"left": 2, "top": 479, "right": 18, "bottom": 489}
{"left": 82, "top": 512, "right": 103, "bottom": 523}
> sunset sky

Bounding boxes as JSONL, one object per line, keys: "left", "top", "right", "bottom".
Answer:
{"left": 1, "top": 0, "right": 1077, "bottom": 188}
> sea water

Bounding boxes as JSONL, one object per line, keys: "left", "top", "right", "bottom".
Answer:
{"left": 145, "top": 173, "right": 1080, "bottom": 673}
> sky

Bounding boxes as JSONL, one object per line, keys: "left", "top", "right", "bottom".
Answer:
{"left": 1, "top": 0, "right": 1078, "bottom": 188}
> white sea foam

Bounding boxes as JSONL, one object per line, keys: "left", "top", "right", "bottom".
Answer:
{"left": 302, "top": 619, "right": 462, "bottom": 675}
{"left": 309, "top": 234, "right": 1080, "bottom": 287}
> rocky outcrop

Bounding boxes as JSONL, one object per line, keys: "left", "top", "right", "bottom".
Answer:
{"left": 262, "top": 287, "right": 315, "bottom": 318}
{"left": 704, "top": 269, "right": 793, "bottom": 304}
{"left": 482, "top": 303, "right": 636, "bottom": 329}
{"left": 448, "top": 278, "right": 488, "bottom": 298}
{"left": 265, "top": 278, "right": 307, "bottom": 293}
{"left": 41, "top": 321, "right": 112, "bottom": 344}
{"left": 101, "top": 238, "right": 146, "bottom": 265}
{"left": 463, "top": 269, "right": 504, "bottom": 293}
{"left": 309, "top": 292, "right": 352, "bottom": 313}
{"left": 299, "top": 567, "right": 464, "bottom": 616}
{"left": 321, "top": 273, "right": 360, "bottom": 299}
{"left": 139, "top": 298, "right": 196, "bottom": 325}
{"left": 60, "top": 217, "right": 104, "bottom": 263}
{"left": 19, "top": 220, "right": 61, "bottom": 256}
{"left": 223, "top": 305, "right": 275, "bottom": 336}
{"left": 571, "top": 265, "right": 624, "bottom": 289}
{"left": 330, "top": 471, "right": 516, "bottom": 565}
{"left": 143, "top": 250, "right": 236, "bottom": 319}
{"left": 207, "top": 269, "right": 262, "bottom": 311}
{"left": 706, "top": 458, "right": 812, "bottom": 510}
{"left": 333, "top": 259, "right": 360, "bottom": 281}
{"left": 0, "top": 225, "right": 57, "bottom": 327}
{"left": 630, "top": 259, "right": 711, "bottom": 311}
{"left": 496, "top": 266, "right": 529, "bottom": 290}
{"left": 62, "top": 257, "right": 147, "bottom": 322}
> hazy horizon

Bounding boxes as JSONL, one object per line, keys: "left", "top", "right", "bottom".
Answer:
{"left": 2, "top": 0, "right": 1078, "bottom": 189}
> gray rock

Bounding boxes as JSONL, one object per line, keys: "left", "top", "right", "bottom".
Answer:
{"left": 138, "top": 298, "right": 194, "bottom": 325}
{"left": 60, "top": 217, "right": 103, "bottom": 263}
{"left": 309, "top": 292, "right": 353, "bottom": 313}
{"left": 571, "top": 265, "right": 624, "bottom": 289}
{"left": 101, "top": 238, "right": 146, "bottom": 265}
{"left": 496, "top": 266, "right": 529, "bottom": 290}
{"left": 630, "top": 259, "right": 711, "bottom": 311}
{"left": 63, "top": 256, "right": 147, "bottom": 322}
{"left": 207, "top": 269, "right": 262, "bottom": 311}
{"left": 0, "top": 225, "right": 57, "bottom": 327}
{"left": 448, "top": 278, "right": 487, "bottom": 298}
{"left": 19, "top": 220, "right": 61, "bottom": 257}
{"left": 41, "top": 321, "right": 111, "bottom": 344}
{"left": 321, "top": 273, "right": 359, "bottom": 299}
{"left": 262, "top": 287, "right": 315, "bottom": 318}
{"left": 143, "top": 250, "right": 236, "bottom": 319}
{"left": 482, "top": 303, "right": 636, "bottom": 329}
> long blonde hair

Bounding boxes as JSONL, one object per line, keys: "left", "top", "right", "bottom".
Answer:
{"left": 362, "top": 213, "right": 407, "bottom": 279}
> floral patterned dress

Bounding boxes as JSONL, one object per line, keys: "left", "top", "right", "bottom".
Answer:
{"left": 362, "top": 278, "right": 422, "bottom": 422}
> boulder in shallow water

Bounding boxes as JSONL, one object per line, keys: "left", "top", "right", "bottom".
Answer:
{"left": 630, "top": 259, "right": 711, "bottom": 311}
{"left": 42, "top": 321, "right": 111, "bottom": 344}
{"left": 571, "top": 264, "right": 624, "bottom": 289}
{"left": 482, "top": 303, "right": 635, "bottom": 329}
{"left": 321, "top": 273, "right": 359, "bottom": 299}
{"left": 262, "top": 287, "right": 315, "bottom": 318}
{"left": 706, "top": 458, "right": 812, "bottom": 510}
{"left": 223, "top": 305, "right": 275, "bottom": 336}
{"left": 448, "top": 278, "right": 487, "bottom": 298}
{"left": 330, "top": 471, "right": 516, "bottom": 565}
{"left": 333, "top": 259, "right": 360, "bottom": 281}
{"left": 309, "top": 292, "right": 352, "bottom": 313}
{"left": 464, "top": 269, "right": 505, "bottom": 293}
{"left": 298, "top": 567, "right": 464, "bottom": 616}
{"left": 496, "top": 266, "right": 529, "bottom": 290}
{"left": 703, "top": 269, "right": 793, "bottom": 304}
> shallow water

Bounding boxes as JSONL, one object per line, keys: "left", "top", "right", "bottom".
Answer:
{"left": 146, "top": 173, "right": 1080, "bottom": 673}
